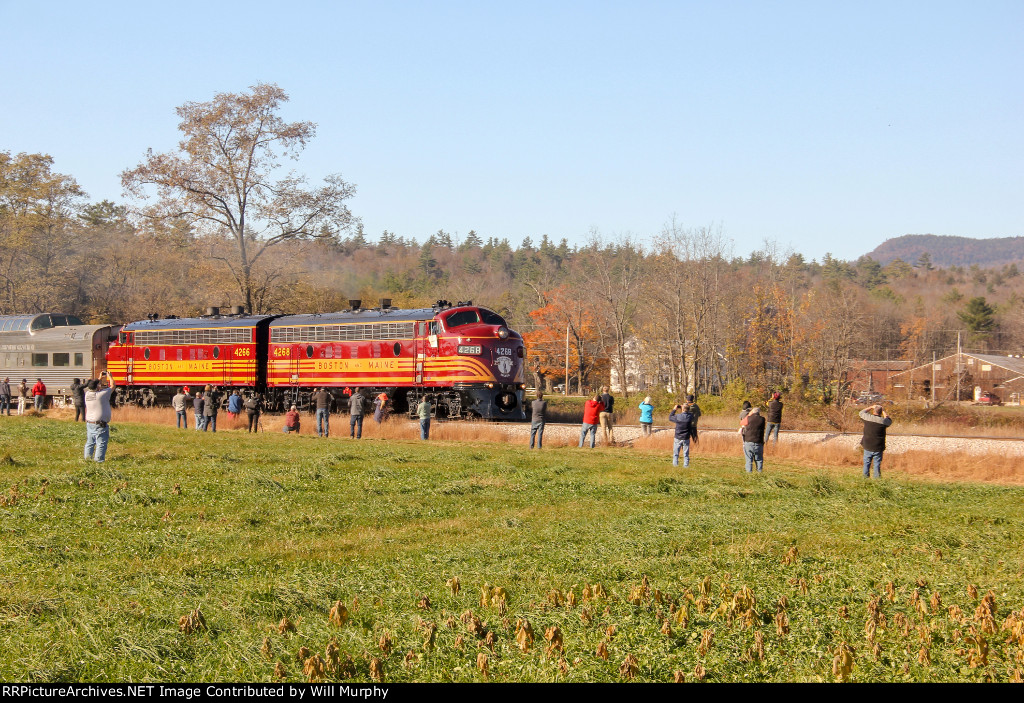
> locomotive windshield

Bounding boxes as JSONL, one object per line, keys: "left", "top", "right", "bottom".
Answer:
{"left": 443, "top": 308, "right": 507, "bottom": 329}
{"left": 444, "top": 310, "right": 480, "bottom": 328}
{"left": 480, "top": 310, "right": 506, "bottom": 326}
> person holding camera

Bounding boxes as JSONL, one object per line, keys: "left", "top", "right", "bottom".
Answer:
{"left": 859, "top": 404, "right": 892, "bottom": 478}
{"left": 84, "top": 371, "right": 115, "bottom": 462}
{"left": 668, "top": 403, "right": 695, "bottom": 467}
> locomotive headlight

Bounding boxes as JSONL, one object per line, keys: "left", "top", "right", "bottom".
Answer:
{"left": 496, "top": 326, "right": 509, "bottom": 339}
{"left": 457, "top": 345, "right": 482, "bottom": 355}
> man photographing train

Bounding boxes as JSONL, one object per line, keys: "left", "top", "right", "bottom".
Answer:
{"left": 84, "top": 371, "right": 115, "bottom": 463}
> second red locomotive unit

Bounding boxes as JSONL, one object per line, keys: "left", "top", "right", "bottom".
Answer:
{"left": 105, "top": 301, "right": 526, "bottom": 420}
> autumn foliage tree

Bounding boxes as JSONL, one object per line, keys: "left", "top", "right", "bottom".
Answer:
{"left": 525, "top": 285, "right": 606, "bottom": 392}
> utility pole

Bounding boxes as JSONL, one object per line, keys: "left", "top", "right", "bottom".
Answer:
{"left": 956, "top": 331, "right": 962, "bottom": 404}
{"left": 564, "top": 324, "right": 569, "bottom": 397}
{"left": 931, "top": 351, "right": 936, "bottom": 405}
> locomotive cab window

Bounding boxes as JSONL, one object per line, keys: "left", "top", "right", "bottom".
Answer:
{"left": 444, "top": 310, "right": 480, "bottom": 328}
{"left": 480, "top": 310, "right": 507, "bottom": 326}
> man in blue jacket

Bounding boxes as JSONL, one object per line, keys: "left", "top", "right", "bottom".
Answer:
{"left": 668, "top": 403, "right": 694, "bottom": 467}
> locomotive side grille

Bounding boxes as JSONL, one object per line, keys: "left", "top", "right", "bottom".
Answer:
{"left": 270, "top": 322, "right": 415, "bottom": 343}
{"left": 133, "top": 328, "right": 252, "bottom": 345}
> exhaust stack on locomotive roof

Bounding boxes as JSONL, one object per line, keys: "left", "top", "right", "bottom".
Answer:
{"left": 230, "top": 305, "right": 245, "bottom": 316}
{"left": 205, "top": 306, "right": 220, "bottom": 317}
{"left": 379, "top": 298, "right": 392, "bottom": 310}
{"left": 348, "top": 299, "right": 361, "bottom": 311}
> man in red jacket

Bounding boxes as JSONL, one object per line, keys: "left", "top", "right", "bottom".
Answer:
{"left": 32, "top": 378, "right": 46, "bottom": 412}
{"left": 578, "top": 394, "right": 603, "bottom": 449}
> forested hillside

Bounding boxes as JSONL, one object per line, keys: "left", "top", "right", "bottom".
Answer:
{"left": 3, "top": 85, "right": 1023, "bottom": 403}
{"left": 867, "top": 234, "right": 1024, "bottom": 268}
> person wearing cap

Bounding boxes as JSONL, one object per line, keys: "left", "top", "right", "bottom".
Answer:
{"left": 32, "top": 378, "right": 46, "bottom": 411}
{"left": 417, "top": 395, "right": 433, "bottom": 440}
{"left": 859, "top": 404, "right": 892, "bottom": 478}
{"left": 17, "top": 379, "right": 28, "bottom": 415}
{"left": 312, "top": 387, "right": 332, "bottom": 437}
{"left": 84, "top": 372, "right": 115, "bottom": 462}
{"left": 349, "top": 389, "right": 365, "bottom": 439}
{"left": 668, "top": 402, "right": 694, "bottom": 467}
{"left": 71, "top": 378, "right": 86, "bottom": 422}
{"left": 740, "top": 406, "right": 766, "bottom": 472}
{"left": 283, "top": 404, "right": 301, "bottom": 433}
{"left": 766, "top": 392, "right": 783, "bottom": 444}
{"left": 686, "top": 394, "right": 702, "bottom": 442}
{"left": 638, "top": 396, "right": 654, "bottom": 437}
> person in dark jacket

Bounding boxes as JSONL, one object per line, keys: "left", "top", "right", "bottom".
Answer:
{"left": 243, "top": 393, "right": 261, "bottom": 433}
{"left": 202, "top": 385, "right": 220, "bottom": 432}
{"left": 312, "top": 387, "right": 332, "bottom": 437}
{"left": 686, "top": 394, "right": 702, "bottom": 439}
{"left": 530, "top": 390, "right": 547, "bottom": 449}
{"left": 598, "top": 386, "right": 615, "bottom": 446}
{"left": 859, "top": 404, "right": 892, "bottom": 478}
{"left": 70, "top": 378, "right": 86, "bottom": 422}
{"left": 227, "top": 391, "right": 243, "bottom": 419}
{"left": 193, "top": 392, "right": 205, "bottom": 431}
{"left": 766, "top": 392, "right": 783, "bottom": 443}
{"left": 349, "top": 390, "right": 365, "bottom": 439}
{"left": 0, "top": 377, "right": 11, "bottom": 416}
{"left": 668, "top": 403, "right": 695, "bottom": 467}
{"left": 740, "top": 407, "right": 766, "bottom": 473}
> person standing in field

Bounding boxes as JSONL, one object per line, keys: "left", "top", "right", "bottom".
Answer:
{"left": 70, "top": 378, "right": 85, "bottom": 422}
{"left": 417, "top": 395, "right": 432, "bottom": 440}
{"left": 32, "top": 378, "right": 46, "bottom": 412}
{"left": 193, "top": 391, "right": 205, "bottom": 430}
{"left": 668, "top": 402, "right": 694, "bottom": 467}
{"left": 529, "top": 390, "right": 547, "bottom": 449}
{"left": 740, "top": 406, "right": 766, "bottom": 473}
{"left": 766, "top": 392, "right": 783, "bottom": 444}
{"left": 579, "top": 394, "right": 603, "bottom": 449}
{"left": 84, "top": 372, "right": 115, "bottom": 462}
{"left": 203, "top": 385, "right": 220, "bottom": 432}
{"left": 172, "top": 387, "right": 190, "bottom": 429}
{"left": 638, "top": 396, "right": 654, "bottom": 437}
{"left": 686, "top": 394, "right": 702, "bottom": 438}
{"left": 349, "top": 389, "right": 365, "bottom": 439}
{"left": 18, "top": 379, "right": 29, "bottom": 415}
{"left": 859, "top": 404, "right": 892, "bottom": 478}
{"left": 243, "top": 393, "right": 261, "bottom": 433}
{"left": 598, "top": 386, "right": 615, "bottom": 446}
{"left": 0, "top": 377, "right": 10, "bottom": 416}
{"left": 313, "top": 387, "right": 332, "bottom": 437}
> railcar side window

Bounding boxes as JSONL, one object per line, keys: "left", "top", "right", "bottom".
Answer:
{"left": 444, "top": 310, "right": 480, "bottom": 328}
{"left": 31, "top": 353, "right": 48, "bottom": 367}
{"left": 53, "top": 353, "right": 70, "bottom": 367}
{"left": 74, "top": 353, "right": 84, "bottom": 366}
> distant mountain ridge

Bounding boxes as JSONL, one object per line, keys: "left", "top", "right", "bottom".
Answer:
{"left": 866, "top": 234, "right": 1024, "bottom": 267}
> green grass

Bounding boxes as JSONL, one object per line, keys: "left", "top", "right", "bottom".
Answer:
{"left": 1, "top": 417, "right": 1023, "bottom": 682}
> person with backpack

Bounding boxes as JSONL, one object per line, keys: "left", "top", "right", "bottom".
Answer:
{"left": 243, "top": 393, "right": 261, "bottom": 433}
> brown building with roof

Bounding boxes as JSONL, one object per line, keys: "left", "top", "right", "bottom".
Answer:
{"left": 889, "top": 352, "right": 1024, "bottom": 404}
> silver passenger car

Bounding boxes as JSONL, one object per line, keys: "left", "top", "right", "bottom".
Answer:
{"left": 0, "top": 314, "right": 119, "bottom": 405}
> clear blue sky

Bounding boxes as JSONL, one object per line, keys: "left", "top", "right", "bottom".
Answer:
{"left": 3, "top": 1, "right": 1021, "bottom": 261}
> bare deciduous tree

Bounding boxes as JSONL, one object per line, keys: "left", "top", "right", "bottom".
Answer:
{"left": 121, "top": 83, "right": 357, "bottom": 313}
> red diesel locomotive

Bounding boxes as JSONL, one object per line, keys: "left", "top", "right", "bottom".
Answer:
{"left": 105, "top": 301, "right": 526, "bottom": 420}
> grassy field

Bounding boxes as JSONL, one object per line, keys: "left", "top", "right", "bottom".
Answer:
{"left": 1, "top": 416, "right": 1023, "bottom": 683}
